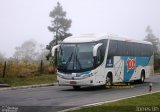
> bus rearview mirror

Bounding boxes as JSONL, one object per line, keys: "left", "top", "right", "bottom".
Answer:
{"left": 93, "top": 43, "right": 102, "bottom": 57}
{"left": 52, "top": 44, "right": 60, "bottom": 57}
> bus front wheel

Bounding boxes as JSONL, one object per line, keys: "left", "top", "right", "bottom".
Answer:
{"left": 105, "top": 73, "right": 113, "bottom": 87}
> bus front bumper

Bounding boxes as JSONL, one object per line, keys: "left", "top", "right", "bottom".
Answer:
{"left": 57, "top": 76, "right": 95, "bottom": 86}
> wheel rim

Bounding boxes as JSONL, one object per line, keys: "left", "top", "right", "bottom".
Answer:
{"left": 106, "top": 77, "right": 111, "bottom": 86}
{"left": 141, "top": 74, "right": 144, "bottom": 82}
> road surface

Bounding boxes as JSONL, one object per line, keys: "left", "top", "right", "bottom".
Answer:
{"left": 0, "top": 75, "right": 160, "bottom": 112}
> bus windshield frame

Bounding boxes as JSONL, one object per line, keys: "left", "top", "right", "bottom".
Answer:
{"left": 57, "top": 43, "right": 96, "bottom": 73}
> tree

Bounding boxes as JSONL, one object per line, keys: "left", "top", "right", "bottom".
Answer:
{"left": 36, "top": 44, "right": 49, "bottom": 63}
{"left": 13, "top": 40, "right": 37, "bottom": 63}
{"left": 46, "top": 2, "right": 72, "bottom": 62}
{"left": 144, "top": 26, "right": 160, "bottom": 55}
{"left": 144, "top": 26, "right": 160, "bottom": 70}
{"left": 0, "top": 52, "right": 6, "bottom": 63}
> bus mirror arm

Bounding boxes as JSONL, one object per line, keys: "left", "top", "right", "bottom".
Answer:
{"left": 93, "top": 43, "right": 102, "bottom": 67}
{"left": 52, "top": 45, "right": 60, "bottom": 57}
{"left": 93, "top": 43, "right": 103, "bottom": 56}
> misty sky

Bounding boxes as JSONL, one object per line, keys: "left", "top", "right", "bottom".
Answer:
{"left": 0, "top": 0, "right": 160, "bottom": 57}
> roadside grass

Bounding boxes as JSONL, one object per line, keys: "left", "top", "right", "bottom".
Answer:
{"left": 72, "top": 92, "right": 160, "bottom": 112}
{"left": 155, "top": 68, "right": 160, "bottom": 74}
{"left": 0, "top": 74, "right": 57, "bottom": 87}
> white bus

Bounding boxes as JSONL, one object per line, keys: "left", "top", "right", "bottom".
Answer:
{"left": 52, "top": 34, "right": 154, "bottom": 89}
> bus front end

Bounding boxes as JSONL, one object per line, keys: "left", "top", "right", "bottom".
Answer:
{"left": 57, "top": 70, "right": 95, "bottom": 86}
{"left": 55, "top": 42, "right": 99, "bottom": 87}
{"left": 52, "top": 35, "right": 106, "bottom": 89}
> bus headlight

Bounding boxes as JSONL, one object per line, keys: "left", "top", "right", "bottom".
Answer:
{"left": 82, "top": 73, "right": 93, "bottom": 78}
{"left": 76, "top": 73, "right": 81, "bottom": 77}
{"left": 58, "top": 74, "right": 64, "bottom": 78}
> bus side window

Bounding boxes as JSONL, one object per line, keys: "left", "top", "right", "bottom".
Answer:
{"left": 134, "top": 43, "right": 138, "bottom": 56}
{"left": 97, "top": 47, "right": 101, "bottom": 65}
{"left": 149, "top": 45, "right": 154, "bottom": 56}
{"left": 126, "top": 43, "right": 130, "bottom": 56}
{"left": 122, "top": 41, "right": 126, "bottom": 56}
{"left": 136, "top": 43, "right": 141, "bottom": 56}
{"left": 130, "top": 43, "right": 134, "bottom": 56}
{"left": 140, "top": 44, "right": 144, "bottom": 56}
{"left": 147, "top": 44, "right": 152, "bottom": 56}
{"left": 117, "top": 41, "right": 124, "bottom": 56}
{"left": 108, "top": 40, "right": 117, "bottom": 57}
{"left": 99, "top": 39, "right": 107, "bottom": 62}
{"left": 133, "top": 43, "right": 136, "bottom": 56}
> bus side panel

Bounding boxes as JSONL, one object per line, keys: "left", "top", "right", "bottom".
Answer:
{"left": 113, "top": 56, "right": 124, "bottom": 82}
{"left": 145, "top": 55, "right": 154, "bottom": 78}
{"left": 121, "top": 56, "right": 151, "bottom": 82}
{"left": 109, "top": 56, "right": 153, "bottom": 83}
{"left": 95, "top": 65, "right": 107, "bottom": 85}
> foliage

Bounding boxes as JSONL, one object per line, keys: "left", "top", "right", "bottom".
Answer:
{"left": 0, "top": 52, "right": 6, "bottom": 63}
{"left": 154, "top": 55, "right": 160, "bottom": 70}
{"left": 13, "top": 40, "right": 49, "bottom": 64}
{"left": 0, "top": 63, "right": 3, "bottom": 75}
{"left": 0, "top": 74, "right": 56, "bottom": 87}
{"left": 46, "top": 2, "right": 72, "bottom": 61}
{"left": 0, "top": 60, "right": 56, "bottom": 78}
{"left": 0, "top": 59, "right": 57, "bottom": 86}
{"left": 144, "top": 26, "right": 160, "bottom": 55}
{"left": 144, "top": 26, "right": 160, "bottom": 70}
{"left": 0, "top": 40, "right": 56, "bottom": 80}
{"left": 14, "top": 40, "right": 37, "bottom": 61}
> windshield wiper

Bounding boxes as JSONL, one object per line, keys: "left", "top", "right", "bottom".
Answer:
{"left": 72, "top": 48, "right": 82, "bottom": 70}
{"left": 75, "top": 54, "right": 82, "bottom": 70}
{"left": 64, "top": 51, "right": 74, "bottom": 69}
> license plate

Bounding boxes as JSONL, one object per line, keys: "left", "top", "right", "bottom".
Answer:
{"left": 70, "top": 81, "right": 77, "bottom": 84}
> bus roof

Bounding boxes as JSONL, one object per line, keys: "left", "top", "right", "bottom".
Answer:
{"left": 62, "top": 34, "right": 152, "bottom": 45}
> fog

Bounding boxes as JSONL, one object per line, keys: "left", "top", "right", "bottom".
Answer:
{"left": 0, "top": 0, "right": 160, "bottom": 57}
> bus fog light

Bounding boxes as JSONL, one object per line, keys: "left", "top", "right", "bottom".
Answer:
{"left": 90, "top": 80, "right": 93, "bottom": 83}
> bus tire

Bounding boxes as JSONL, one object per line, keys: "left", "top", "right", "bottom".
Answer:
{"left": 73, "top": 86, "right": 81, "bottom": 90}
{"left": 105, "top": 73, "right": 113, "bottom": 87}
{"left": 139, "top": 70, "right": 145, "bottom": 83}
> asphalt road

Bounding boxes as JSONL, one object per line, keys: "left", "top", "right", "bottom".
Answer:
{"left": 0, "top": 75, "right": 160, "bottom": 112}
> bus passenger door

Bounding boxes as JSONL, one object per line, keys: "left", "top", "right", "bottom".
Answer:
{"left": 113, "top": 56, "right": 124, "bottom": 82}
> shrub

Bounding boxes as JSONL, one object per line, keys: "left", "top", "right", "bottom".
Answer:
{"left": 0, "top": 60, "right": 56, "bottom": 78}
{"left": 154, "top": 55, "right": 160, "bottom": 70}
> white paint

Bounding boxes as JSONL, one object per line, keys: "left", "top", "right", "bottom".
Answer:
{"left": 93, "top": 43, "right": 103, "bottom": 56}
{"left": 52, "top": 44, "right": 60, "bottom": 56}
{"left": 63, "top": 34, "right": 152, "bottom": 44}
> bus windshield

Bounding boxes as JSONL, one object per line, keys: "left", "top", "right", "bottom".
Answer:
{"left": 57, "top": 43, "right": 96, "bottom": 72}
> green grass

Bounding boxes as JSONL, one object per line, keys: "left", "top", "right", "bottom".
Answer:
{"left": 0, "top": 74, "right": 57, "bottom": 87}
{"left": 72, "top": 92, "right": 160, "bottom": 112}
{"left": 155, "top": 68, "right": 160, "bottom": 73}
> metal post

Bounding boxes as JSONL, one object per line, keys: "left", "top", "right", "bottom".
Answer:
{"left": 149, "top": 83, "right": 152, "bottom": 93}
{"left": 40, "top": 60, "right": 43, "bottom": 74}
{"left": 2, "top": 61, "right": 6, "bottom": 78}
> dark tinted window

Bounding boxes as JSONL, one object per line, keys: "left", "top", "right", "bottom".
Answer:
{"left": 108, "top": 40, "right": 117, "bottom": 57}
{"left": 117, "top": 41, "right": 125, "bottom": 56}
{"left": 108, "top": 40, "right": 153, "bottom": 57}
{"left": 96, "top": 39, "right": 108, "bottom": 66}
